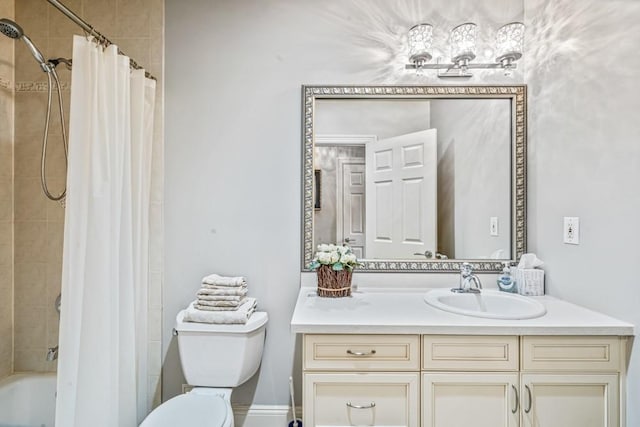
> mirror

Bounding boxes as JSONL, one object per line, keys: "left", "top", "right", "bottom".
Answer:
{"left": 302, "top": 86, "right": 526, "bottom": 273}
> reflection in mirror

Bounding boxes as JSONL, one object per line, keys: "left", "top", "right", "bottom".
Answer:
{"left": 302, "top": 86, "right": 527, "bottom": 272}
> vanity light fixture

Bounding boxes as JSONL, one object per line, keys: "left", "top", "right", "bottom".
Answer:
{"left": 406, "top": 22, "right": 524, "bottom": 77}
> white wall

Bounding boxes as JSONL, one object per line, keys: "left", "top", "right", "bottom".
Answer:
{"left": 164, "top": 0, "right": 524, "bottom": 407}
{"left": 524, "top": 0, "right": 640, "bottom": 424}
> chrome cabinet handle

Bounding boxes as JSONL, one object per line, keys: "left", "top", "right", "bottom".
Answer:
{"left": 346, "top": 401, "right": 376, "bottom": 409}
{"left": 511, "top": 385, "right": 519, "bottom": 414}
{"left": 524, "top": 385, "right": 532, "bottom": 413}
{"left": 346, "top": 349, "right": 377, "bottom": 356}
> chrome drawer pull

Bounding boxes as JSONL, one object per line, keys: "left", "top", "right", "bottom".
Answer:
{"left": 346, "top": 349, "right": 377, "bottom": 356}
{"left": 524, "top": 385, "right": 532, "bottom": 414}
{"left": 346, "top": 401, "right": 376, "bottom": 409}
{"left": 511, "top": 385, "right": 519, "bottom": 414}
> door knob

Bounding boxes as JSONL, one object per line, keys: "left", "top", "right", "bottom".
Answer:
{"left": 345, "top": 238, "right": 356, "bottom": 243}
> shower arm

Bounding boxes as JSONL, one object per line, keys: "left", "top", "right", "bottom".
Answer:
{"left": 45, "top": 0, "right": 156, "bottom": 80}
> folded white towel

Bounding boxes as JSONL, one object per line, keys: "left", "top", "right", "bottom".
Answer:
{"left": 196, "top": 297, "right": 246, "bottom": 308}
{"left": 197, "top": 286, "right": 248, "bottom": 297}
{"left": 197, "top": 294, "right": 245, "bottom": 302}
{"left": 184, "top": 298, "right": 257, "bottom": 324}
{"left": 202, "top": 274, "right": 246, "bottom": 287}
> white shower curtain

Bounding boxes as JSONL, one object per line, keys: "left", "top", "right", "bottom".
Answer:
{"left": 56, "top": 35, "right": 156, "bottom": 427}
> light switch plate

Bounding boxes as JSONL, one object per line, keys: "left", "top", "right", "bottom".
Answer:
{"left": 490, "top": 217, "right": 499, "bottom": 236}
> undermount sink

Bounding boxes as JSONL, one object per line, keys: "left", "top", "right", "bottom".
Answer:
{"left": 424, "top": 289, "right": 547, "bottom": 320}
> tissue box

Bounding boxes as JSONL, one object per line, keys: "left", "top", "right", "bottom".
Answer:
{"left": 516, "top": 268, "right": 544, "bottom": 296}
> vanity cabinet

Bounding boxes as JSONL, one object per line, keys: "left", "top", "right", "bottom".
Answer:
{"left": 519, "top": 336, "right": 623, "bottom": 427}
{"left": 422, "top": 336, "right": 520, "bottom": 427}
{"left": 303, "top": 334, "right": 421, "bottom": 426}
{"left": 302, "top": 334, "right": 627, "bottom": 427}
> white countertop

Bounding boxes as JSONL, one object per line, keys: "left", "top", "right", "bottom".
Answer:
{"left": 290, "top": 287, "right": 635, "bottom": 336}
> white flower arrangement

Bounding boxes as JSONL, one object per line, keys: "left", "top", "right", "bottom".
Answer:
{"left": 309, "top": 243, "right": 360, "bottom": 272}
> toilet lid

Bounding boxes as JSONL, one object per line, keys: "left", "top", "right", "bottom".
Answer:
{"left": 140, "top": 393, "right": 228, "bottom": 427}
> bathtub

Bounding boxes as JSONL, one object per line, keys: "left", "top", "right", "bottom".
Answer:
{"left": 0, "top": 373, "right": 56, "bottom": 427}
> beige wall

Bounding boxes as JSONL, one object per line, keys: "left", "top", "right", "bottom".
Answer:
{"left": 11, "top": 0, "right": 164, "bottom": 411}
{"left": 0, "top": 0, "right": 15, "bottom": 380}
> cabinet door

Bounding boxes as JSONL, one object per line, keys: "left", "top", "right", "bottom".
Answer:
{"left": 520, "top": 373, "right": 618, "bottom": 427}
{"left": 304, "top": 372, "right": 419, "bottom": 426}
{"left": 422, "top": 373, "right": 519, "bottom": 427}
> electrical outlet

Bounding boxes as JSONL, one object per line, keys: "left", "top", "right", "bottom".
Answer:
{"left": 490, "top": 217, "right": 499, "bottom": 236}
{"left": 563, "top": 217, "right": 580, "bottom": 244}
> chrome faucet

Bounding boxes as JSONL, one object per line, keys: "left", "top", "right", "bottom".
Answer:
{"left": 452, "top": 262, "right": 482, "bottom": 294}
{"left": 46, "top": 345, "right": 58, "bottom": 361}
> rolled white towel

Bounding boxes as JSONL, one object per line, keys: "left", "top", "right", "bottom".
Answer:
{"left": 197, "top": 286, "right": 247, "bottom": 297}
{"left": 196, "top": 297, "right": 246, "bottom": 308}
{"left": 184, "top": 298, "right": 257, "bottom": 324}
{"left": 202, "top": 273, "right": 246, "bottom": 287}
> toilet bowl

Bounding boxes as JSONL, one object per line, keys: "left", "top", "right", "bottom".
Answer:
{"left": 140, "top": 310, "right": 268, "bottom": 427}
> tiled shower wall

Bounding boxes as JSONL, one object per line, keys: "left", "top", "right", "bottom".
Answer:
{"left": 0, "top": 0, "right": 14, "bottom": 380}
{"left": 12, "top": 0, "right": 164, "bottom": 409}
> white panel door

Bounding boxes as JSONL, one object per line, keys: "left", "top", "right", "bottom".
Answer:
{"left": 336, "top": 159, "right": 365, "bottom": 258}
{"left": 365, "top": 129, "right": 437, "bottom": 258}
{"left": 423, "top": 373, "right": 519, "bottom": 427}
{"left": 521, "top": 374, "right": 619, "bottom": 427}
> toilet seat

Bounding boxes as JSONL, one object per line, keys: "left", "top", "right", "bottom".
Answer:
{"left": 139, "top": 390, "right": 230, "bottom": 427}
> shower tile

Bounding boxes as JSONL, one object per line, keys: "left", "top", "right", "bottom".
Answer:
{"left": 46, "top": 190, "right": 66, "bottom": 222}
{"left": 0, "top": 177, "right": 12, "bottom": 221}
{"left": 15, "top": 92, "right": 48, "bottom": 139}
{"left": 46, "top": 221, "right": 64, "bottom": 265}
{"left": 14, "top": 41, "right": 49, "bottom": 85}
{"left": 15, "top": 177, "right": 48, "bottom": 220}
{"left": 46, "top": 260, "right": 62, "bottom": 306}
{"left": 44, "top": 358, "right": 57, "bottom": 373}
{"left": 116, "top": 0, "right": 151, "bottom": 38}
{"left": 14, "top": 307, "right": 47, "bottom": 349}
{"left": 16, "top": 0, "right": 49, "bottom": 38}
{"left": 14, "top": 221, "right": 47, "bottom": 263}
{"left": 46, "top": 309, "right": 60, "bottom": 348}
{"left": 14, "top": 349, "right": 45, "bottom": 372}
{"left": 83, "top": 0, "right": 117, "bottom": 36}
{"left": 14, "top": 261, "right": 47, "bottom": 307}
{"left": 48, "top": 0, "right": 83, "bottom": 38}
{"left": 14, "top": 135, "right": 41, "bottom": 178}
{"left": 0, "top": 143, "right": 13, "bottom": 178}
{"left": 115, "top": 38, "right": 150, "bottom": 68}
{"left": 0, "top": 222, "right": 12, "bottom": 265}
{"left": 44, "top": 133, "right": 69, "bottom": 179}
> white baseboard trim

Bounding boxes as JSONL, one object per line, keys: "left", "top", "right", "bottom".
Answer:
{"left": 233, "top": 404, "right": 302, "bottom": 427}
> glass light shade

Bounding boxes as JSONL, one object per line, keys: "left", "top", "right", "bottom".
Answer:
{"left": 408, "top": 23, "right": 433, "bottom": 64}
{"left": 450, "top": 23, "right": 477, "bottom": 63}
{"left": 495, "top": 22, "right": 525, "bottom": 62}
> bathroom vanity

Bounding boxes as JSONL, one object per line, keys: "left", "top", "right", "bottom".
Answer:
{"left": 290, "top": 288, "right": 634, "bottom": 427}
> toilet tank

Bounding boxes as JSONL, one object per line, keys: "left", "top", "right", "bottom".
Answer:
{"left": 175, "top": 311, "right": 268, "bottom": 387}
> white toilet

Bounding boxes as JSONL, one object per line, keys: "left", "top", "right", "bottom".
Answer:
{"left": 140, "top": 310, "right": 268, "bottom": 427}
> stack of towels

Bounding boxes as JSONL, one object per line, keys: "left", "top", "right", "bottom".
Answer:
{"left": 184, "top": 273, "right": 257, "bottom": 324}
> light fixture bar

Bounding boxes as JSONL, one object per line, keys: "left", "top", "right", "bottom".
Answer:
{"left": 406, "top": 21, "right": 524, "bottom": 78}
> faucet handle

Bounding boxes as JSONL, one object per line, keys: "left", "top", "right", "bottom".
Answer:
{"left": 461, "top": 262, "right": 473, "bottom": 276}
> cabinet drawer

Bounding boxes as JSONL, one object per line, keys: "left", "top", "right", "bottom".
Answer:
{"left": 521, "top": 336, "right": 621, "bottom": 372}
{"left": 304, "top": 334, "right": 420, "bottom": 371}
{"left": 423, "top": 335, "right": 519, "bottom": 371}
{"left": 303, "top": 372, "right": 419, "bottom": 427}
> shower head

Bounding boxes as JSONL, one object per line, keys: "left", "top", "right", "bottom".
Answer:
{"left": 0, "top": 18, "right": 22, "bottom": 38}
{"left": 0, "top": 18, "right": 50, "bottom": 72}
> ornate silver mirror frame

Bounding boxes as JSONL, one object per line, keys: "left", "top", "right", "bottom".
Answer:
{"left": 302, "top": 85, "right": 527, "bottom": 273}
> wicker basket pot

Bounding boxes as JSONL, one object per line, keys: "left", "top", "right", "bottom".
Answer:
{"left": 316, "top": 264, "right": 352, "bottom": 298}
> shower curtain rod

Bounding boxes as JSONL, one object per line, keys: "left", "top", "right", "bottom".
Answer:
{"left": 45, "top": 0, "right": 156, "bottom": 80}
